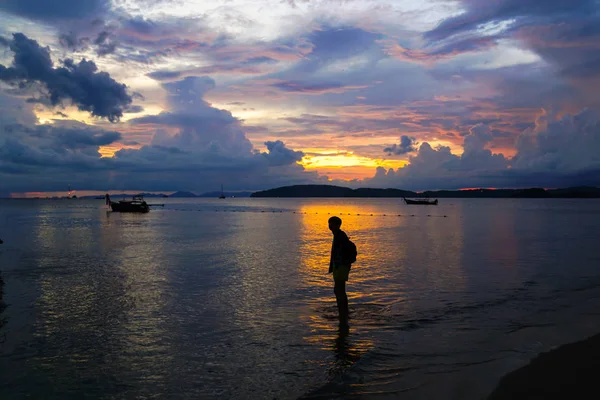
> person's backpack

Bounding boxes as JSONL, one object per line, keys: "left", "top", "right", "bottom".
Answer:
{"left": 344, "top": 239, "right": 357, "bottom": 264}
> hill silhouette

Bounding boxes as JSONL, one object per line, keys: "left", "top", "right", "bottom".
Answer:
{"left": 251, "top": 185, "right": 600, "bottom": 198}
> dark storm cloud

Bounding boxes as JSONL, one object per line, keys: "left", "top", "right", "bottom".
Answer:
{"left": 124, "top": 105, "right": 144, "bottom": 114}
{"left": 271, "top": 81, "right": 348, "bottom": 94}
{"left": 147, "top": 70, "right": 183, "bottom": 81}
{"left": 51, "top": 127, "right": 121, "bottom": 149}
{"left": 425, "top": 0, "right": 597, "bottom": 42}
{"left": 94, "top": 30, "right": 117, "bottom": 56}
{"left": 0, "top": 33, "right": 133, "bottom": 122}
{"left": 384, "top": 135, "right": 417, "bottom": 155}
{"left": 425, "top": 0, "right": 600, "bottom": 82}
{"left": 59, "top": 31, "right": 89, "bottom": 51}
{"left": 0, "top": 0, "right": 109, "bottom": 20}
{"left": 427, "top": 36, "right": 497, "bottom": 58}
{"left": 0, "top": 122, "right": 121, "bottom": 169}
{"left": 308, "top": 27, "right": 383, "bottom": 61}
{"left": 56, "top": 20, "right": 121, "bottom": 57}
{"left": 515, "top": 20, "right": 600, "bottom": 81}
{"left": 122, "top": 16, "right": 158, "bottom": 36}
{"left": 249, "top": 25, "right": 385, "bottom": 97}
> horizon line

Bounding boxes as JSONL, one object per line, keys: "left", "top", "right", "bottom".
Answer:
{"left": 6, "top": 185, "right": 598, "bottom": 199}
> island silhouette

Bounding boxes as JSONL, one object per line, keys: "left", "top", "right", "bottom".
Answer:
{"left": 250, "top": 184, "right": 600, "bottom": 198}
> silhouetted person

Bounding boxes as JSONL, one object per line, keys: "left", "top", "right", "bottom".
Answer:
{"left": 328, "top": 216, "right": 351, "bottom": 330}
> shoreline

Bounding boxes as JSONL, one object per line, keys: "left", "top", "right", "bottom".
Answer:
{"left": 297, "top": 314, "right": 600, "bottom": 400}
{"left": 487, "top": 332, "right": 600, "bottom": 399}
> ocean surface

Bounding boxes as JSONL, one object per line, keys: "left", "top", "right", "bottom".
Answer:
{"left": 1, "top": 197, "right": 600, "bottom": 399}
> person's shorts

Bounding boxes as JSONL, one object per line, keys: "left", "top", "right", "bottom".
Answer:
{"left": 333, "top": 264, "right": 350, "bottom": 281}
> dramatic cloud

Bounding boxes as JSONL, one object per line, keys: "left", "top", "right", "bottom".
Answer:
{"left": 365, "top": 108, "right": 600, "bottom": 190}
{"left": 425, "top": 0, "right": 594, "bottom": 42}
{"left": 262, "top": 140, "right": 304, "bottom": 166}
{"left": 132, "top": 76, "right": 254, "bottom": 156}
{"left": 1, "top": 1, "right": 600, "bottom": 194}
{"left": 384, "top": 136, "right": 417, "bottom": 155}
{"left": 112, "top": 75, "right": 310, "bottom": 187}
{"left": 0, "top": 78, "right": 315, "bottom": 193}
{"left": 0, "top": 33, "right": 133, "bottom": 122}
{"left": 512, "top": 109, "right": 600, "bottom": 173}
{"left": 0, "top": 121, "right": 121, "bottom": 173}
{"left": 425, "top": 0, "right": 600, "bottom": 81}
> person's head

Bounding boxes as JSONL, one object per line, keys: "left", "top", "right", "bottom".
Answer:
{"left": 328, "top": 216, "right": 342, "bottom": 232}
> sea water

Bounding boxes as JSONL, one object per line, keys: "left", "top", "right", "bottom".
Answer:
{"left": 1, "top": 198, "right": 600, "bottom": 399}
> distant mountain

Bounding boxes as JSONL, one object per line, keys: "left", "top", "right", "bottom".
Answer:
{"left": 547, "top": 186, "right": 600, "bottom": 198}
{"left": 136, "top": 192, "right": 169, "bottom": 198}
{"left": 197, "top": 191, "right": 253, "bottom": 198}
{"left": 169, "top": 191, "right": 198, "bottom": 198}
{"left": 251, "top": 185, "right": 417, "bottom": 198}
{"left": 252, "top": 185, "right": 353, "bottom": 197}
{"left": 251, "top": 185, "right": 600, "bottom": 198}
{"left": 422, "top": 186, "right": 600, "bottom": 198}
{"left": 79, "top": 190, "right": 253, "bottom": 199}
{"left": 81, "top": 192, "right": 167, "bottom": 199}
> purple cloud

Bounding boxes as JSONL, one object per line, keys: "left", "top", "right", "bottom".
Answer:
{"left": 271, "top": 80, "right": 365, "bottom": 94}
{"left": 262, "top": 140, "right": 304, "bottom": 166}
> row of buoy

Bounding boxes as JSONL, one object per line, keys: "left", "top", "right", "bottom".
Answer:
{"left": 160, "top": 208, "right": 448, "bottom": 217}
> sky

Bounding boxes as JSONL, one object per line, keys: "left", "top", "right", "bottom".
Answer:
{"left": 1, "top": 0, "right": 600, "bottom": 197}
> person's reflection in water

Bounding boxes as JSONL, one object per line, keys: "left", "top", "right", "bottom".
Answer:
{"left": 328, "top": 216, "right": 352, "bottom": 331}
{"left": 0, "top": 270, "right": 5, "bottom": 337}
{"left": 334, "top": 330, "right": 352, "bottom": 368}
{"left": 1, "top": 239, "right": 6, "bottom": 337}
{"left": 328, "top": 329, "right": 364, "bottom": 384}
{"left": 0, "top": 239, "right": 4, "bottom": 311}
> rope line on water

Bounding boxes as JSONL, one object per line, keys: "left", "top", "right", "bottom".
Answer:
{"left": 23, "top": 205, "right": 449, "bottom": 218}
{"left": 157, "top": 208, "right": 449, "bottom": 218}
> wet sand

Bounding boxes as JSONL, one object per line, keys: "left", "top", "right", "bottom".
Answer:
{"left": 488, "top": 332, "right": 600, "bottom": 399}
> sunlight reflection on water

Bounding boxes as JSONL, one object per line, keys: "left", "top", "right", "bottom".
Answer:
{"left": 1, "top": 198, "right": 600, "bottom": 399}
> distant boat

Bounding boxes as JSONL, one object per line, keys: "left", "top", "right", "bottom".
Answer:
{"left": 219, "top": 185, "right": 226, "bottom": 199}
{"left": 403, "top": 197, "right": 438, "bottom": 205}
{"left": 105, "top": 194, "right": 149, "bottom": 213}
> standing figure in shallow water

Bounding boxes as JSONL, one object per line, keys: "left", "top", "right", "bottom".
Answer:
{"left": 328, "top": 216, "right": 354, "bottom": 330}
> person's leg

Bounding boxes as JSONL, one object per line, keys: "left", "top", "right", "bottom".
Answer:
{"left": 334, "top": 279, "right": 349, "bottom": 325}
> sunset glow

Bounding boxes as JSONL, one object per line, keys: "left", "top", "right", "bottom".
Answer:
{"left": 1, "top": 0, "right": 599, "bottom": 196}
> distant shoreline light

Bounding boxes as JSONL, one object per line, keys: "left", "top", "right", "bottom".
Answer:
{"left": 10, "top": 190, "right": 175, "bottom": 199}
